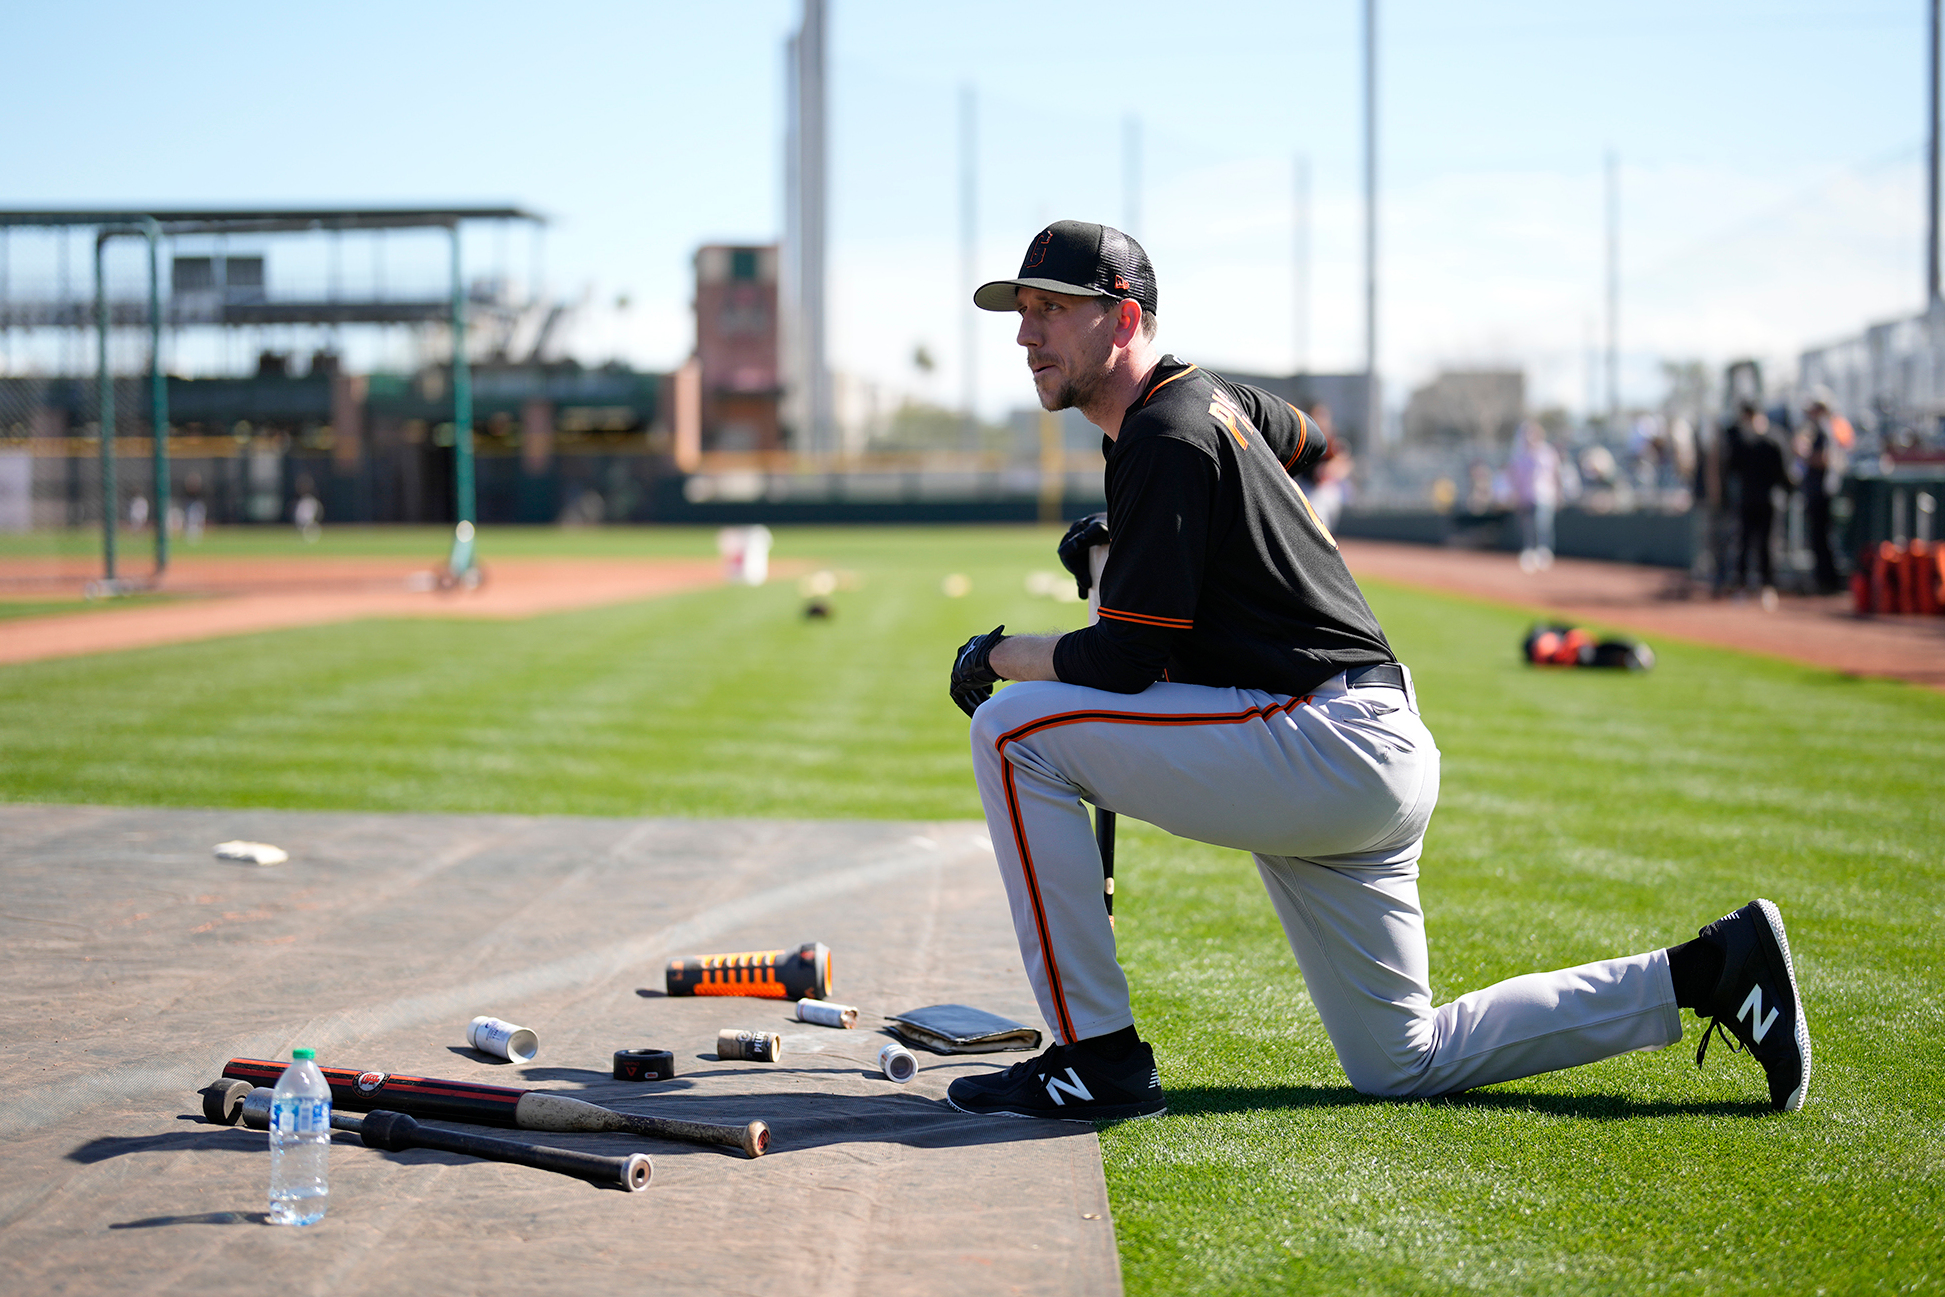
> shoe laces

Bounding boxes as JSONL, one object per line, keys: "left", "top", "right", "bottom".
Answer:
{"left": 1695, "top": 1015, "right": 1746, "bottom": 1069}
{"left": 998, "top": 1041, "right": 1067, "bottom": 1081}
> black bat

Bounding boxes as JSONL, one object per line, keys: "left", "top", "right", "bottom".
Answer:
{"left": 1096, "top": 807, "right": 1117, "bottom": 921}
{"left": 217, "top": 1082, "right": 651, "bottom": 1192}
{"left": 221, "top": 1058, "right": 769, "bottom": 1158}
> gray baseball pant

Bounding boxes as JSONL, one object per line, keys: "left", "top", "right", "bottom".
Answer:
{"left": 967, "top": 669, "right": 1683, "bottom": 1097}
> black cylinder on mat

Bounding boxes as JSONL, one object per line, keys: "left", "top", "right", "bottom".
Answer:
{"left": 359, "top": 1109, "right": 651, "bottom": 1192}
{"left": 665, "top": 941, "right": 832, "bottom": 999}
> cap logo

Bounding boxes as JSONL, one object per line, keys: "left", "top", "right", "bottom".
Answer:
{"left": 1114, "top": 275, "right": 1131, "bottom": 292}
{"left": 1024, "top": 229, "right": 1054, "bottom": 270}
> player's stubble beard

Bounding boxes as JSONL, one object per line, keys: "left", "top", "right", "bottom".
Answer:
{"left": 1030, "top": 325, "right": 1115, "bottom": 414}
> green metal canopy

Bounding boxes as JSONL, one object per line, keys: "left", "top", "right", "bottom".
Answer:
{"left": 0, "top": 206, "right": 544, "bottom": 585}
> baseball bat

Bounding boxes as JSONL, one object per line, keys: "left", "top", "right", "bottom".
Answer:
{"left": 227, "top": 1085, "right": 651, "bottom": 1192}
{"left": 665, "top": 940, "right": 832, "bottom": 1000}
{"left": 1096, "top": 807, "right": 1117, "bottom": 923}
{"left": 1085, "top": 540, "right": 1117, "bottom": 926}
{"left": 221, "top": 1058, "right": 769, "bottom": 1158}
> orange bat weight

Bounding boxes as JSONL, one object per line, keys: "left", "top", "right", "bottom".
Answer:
{"left": 665, "top": 941, "right": 832, "bottom": 1000}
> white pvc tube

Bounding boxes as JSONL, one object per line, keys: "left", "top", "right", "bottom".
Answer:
{"left": 468, "top": 1015, "right": 539, "bottom": 1063}
{"left": 878, "top": 1041, "right": 918, "bottom": 1084}
{"left": 796, "top": 998, "right": 859, "bottom": 1029}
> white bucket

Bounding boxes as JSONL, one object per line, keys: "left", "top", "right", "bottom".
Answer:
{"left": 878, "top": 1041, "right": 918, "bottom": 1084}
{"left": 468, "top": 1015, "right": 539, "bottom": 1063}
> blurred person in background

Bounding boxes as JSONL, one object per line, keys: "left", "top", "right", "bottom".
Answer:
{"left": 1796, "top": 391, "right": 1850, "bottom": 594}
{"left": 1509, "top": 420, "right": 1561, "bottom": 572}
{"left": 1578, "top": 444, "right": 1620, "bottom": 513}
{"left": 1627, "top": 415, "right": 1664, "bottom": 495}
{"left": 1667, "top": 416, "right": 1697, "bottom": 508}
{"left": 1466, "top": 460, "right": 1497, "bottom": 515}
{"left": 293, "top": 474, "right": 323, "bottom": 545}
{"left": 1729, "top": 402, "right": 1792, "bottom": 609}
{"left": 183, "top": 472, "right": 207, "bottom": 544}
{"left": 1699, "top": 412, "right": 1745, "bottom": 596}
{"left": 1300, "top": 402, "right": 1354, "bottom": 533}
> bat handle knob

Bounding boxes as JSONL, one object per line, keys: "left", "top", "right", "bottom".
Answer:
{"left": 201, "top": 1078, "right": 254, "bottom": 1127}
{"left": 359, "top": 1109, "right": 419, "bottom": 1152}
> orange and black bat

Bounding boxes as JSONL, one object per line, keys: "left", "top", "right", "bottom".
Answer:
{"left": 221, "top": 1058, "right": 768, "bottom": 1158}
{"left": 664, "top": 940, "right": 832, "bottom": 1000}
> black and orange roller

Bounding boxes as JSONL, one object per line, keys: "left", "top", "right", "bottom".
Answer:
{"left": 665, "top": 941, "right": 832, "bottom": 1000}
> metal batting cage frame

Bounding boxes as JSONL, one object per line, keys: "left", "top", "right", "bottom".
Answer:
{"left": 0, "top": 206, "right": 542, "bottom": 588}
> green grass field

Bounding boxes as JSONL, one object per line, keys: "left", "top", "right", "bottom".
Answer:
{"left": 2, "top": 525, "right": 1939, "bottom": 1294}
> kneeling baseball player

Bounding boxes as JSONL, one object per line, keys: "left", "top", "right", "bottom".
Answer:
{"left": 946, "top": 220, "right": 1809, "bottom": 1121}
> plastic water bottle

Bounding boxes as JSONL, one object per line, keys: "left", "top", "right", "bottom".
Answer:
{"left": 268, "top": 1048, "right": 330, "bottom": 1225}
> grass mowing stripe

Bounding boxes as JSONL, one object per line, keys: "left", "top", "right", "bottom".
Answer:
{"left": 0, "top": 526, "right": 1077, "bottom": 818}
{"left": 0, "top": 527, "right": 1939, "bottom": 1292}
{"left": 1104, "top": 577, "right": 1943, "bottom": 1295}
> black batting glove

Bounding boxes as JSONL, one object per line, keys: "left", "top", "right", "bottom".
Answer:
{"left": 1057, "top": 512, "right": 1110, "bottom": 599}
{"left": 950, "top": 625, "right": 1007, "bottom": 718}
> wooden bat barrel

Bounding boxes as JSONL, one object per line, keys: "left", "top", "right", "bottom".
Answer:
{"left": 221, "top": 1058, "right": 770, "bottom": 1158}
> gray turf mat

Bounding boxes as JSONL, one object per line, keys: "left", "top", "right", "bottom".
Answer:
{"left": 0, "top": 805, "right": 1120, "bottom": 1296}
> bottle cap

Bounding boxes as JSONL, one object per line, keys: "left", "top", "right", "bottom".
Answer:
{"left": 293, "top": 1048, "right": 316, "bottom": 1060}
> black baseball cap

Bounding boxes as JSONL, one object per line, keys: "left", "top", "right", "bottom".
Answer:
{"left": 974, "top": 220, "right": 1157, "bottom": 317}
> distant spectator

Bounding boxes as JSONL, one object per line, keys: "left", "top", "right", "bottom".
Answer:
{"left": 293, "top": 474, "right": 323, "bottom": 545}
{"left": 1508, "top": 421, "right": 1561, "bottom": 572}
{"left": 1729, "top": 403, "right": 1792, "bottom": 606}
{"left": 183, "top": 472, "right": 207, "bottom": 543}
{"left": 1698, "top": 412, "right": 1747, "bottom": 596}
{"left": 1300, "top": 401, "right": 1354, "bottom": 533}
{"left": 1578, "top": 444, "right": 1620, "bottom": 513}
{"left": 1667, "top": 417, "right": 1697, "bottom": 499}
{"left": 1466, "top": 460, "right": 1497, "bottom": 514}
{"left": 1628, "top": 415, "right": 1663, "bottom": 493}
{"left": 1797, "top": 392, "right": 1849, "bottom": 593}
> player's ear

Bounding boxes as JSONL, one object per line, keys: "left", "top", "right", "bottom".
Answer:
{"left": 1113, "top": 299, "right": 1142, "bottom": 347}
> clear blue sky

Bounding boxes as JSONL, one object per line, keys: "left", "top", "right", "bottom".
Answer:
{"left": 1, "top": 1, "right": 1929, "bottom": 416}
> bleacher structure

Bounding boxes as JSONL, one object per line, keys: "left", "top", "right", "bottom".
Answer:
{"left": 1797, "top": 305, "right": 1945, "bottom": 447}
{"left": 0, "top": 207, "right": 542, "bottom": 582}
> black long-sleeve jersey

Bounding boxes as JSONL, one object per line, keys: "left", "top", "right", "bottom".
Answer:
{"left": 1051, "top": 356, "right": 1394, "bottom": 697}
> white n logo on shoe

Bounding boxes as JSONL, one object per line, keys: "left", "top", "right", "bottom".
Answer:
{"left": 1738, "top": 985, "right": 1780, "bottom": 1044}
{"left": 1044, "top": 1068, "right": 1094, "bottom": 1106}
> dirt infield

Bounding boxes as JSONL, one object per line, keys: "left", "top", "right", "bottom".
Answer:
{"left": 1341, "top": 540, "right": 1945, "bottom": 691}
{"left": 3, "top": 540, "right": 1940, "bottom": 690}
{"left": 0, "top": 556, "right": 729, "bottom": 665}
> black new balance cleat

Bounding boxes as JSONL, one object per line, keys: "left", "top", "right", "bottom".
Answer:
{"left": 946, "top": 1040, "right": 1167, "bottom": 1121}
{"left": 1694, "top": 898, "right": 1812, "bottom": 1112}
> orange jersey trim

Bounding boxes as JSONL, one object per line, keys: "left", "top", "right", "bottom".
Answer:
{"left": 998, "top": 760, "right": 1076, "bottom": 1041}
{"left": 1096, "top": 606, "right": 1194, "bottom": 630}
{"left": 1282, "top": 405, "right": 1310, "bottom": 469}
{"left": 1139, "top": 363, "right": 1200, "bottom": 408}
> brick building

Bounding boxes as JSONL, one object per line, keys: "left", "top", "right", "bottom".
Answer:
{"left": 693, "top": 245, "right": 781, "bottom": 454}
